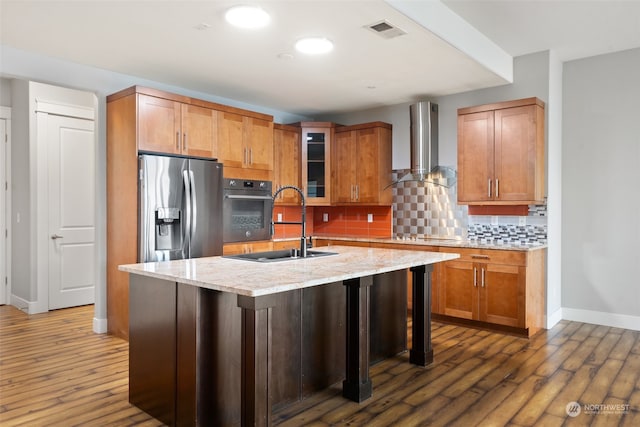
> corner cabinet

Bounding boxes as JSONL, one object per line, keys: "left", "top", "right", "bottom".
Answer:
{"left": 437, "top": 247, "right": 545, "bottom": 337}
{"left": 292, "top": 122, "right": 336, "bottom": 206}
{"left": 273, "top": 124, "right": 301, "bottom": 205}
{"left": 457, "top": 97, "right": 545, "bottom": 205}
{"left": 332, "top": 122, "right": 393, "bottom": 205}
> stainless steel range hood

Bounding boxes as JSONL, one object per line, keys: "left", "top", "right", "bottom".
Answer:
{"left": 392, "top": 101, "right": 456, "bottom": 187}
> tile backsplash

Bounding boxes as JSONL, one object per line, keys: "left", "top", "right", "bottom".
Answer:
{"left": 392, "top": 169, "right": 548, "bottom": 245}
{"left": 392, "top": 170, "right": 468, "bottom": 239}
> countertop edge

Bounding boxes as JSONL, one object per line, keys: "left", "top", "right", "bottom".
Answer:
{"left": 119, "top": 246, "right": 460, "bottom": 297}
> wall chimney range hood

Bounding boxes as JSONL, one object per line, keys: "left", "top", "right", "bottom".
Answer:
{"left": 392, "top": 101, "right": 456, "bottom": 188}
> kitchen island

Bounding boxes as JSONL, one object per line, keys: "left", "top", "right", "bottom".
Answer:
{"left": 119, "top": 245, "right": 459, "bottom": 426}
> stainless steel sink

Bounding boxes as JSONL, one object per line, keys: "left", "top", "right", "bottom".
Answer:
{"left": 224, "top": 249, "right": 338, "bottom": 263}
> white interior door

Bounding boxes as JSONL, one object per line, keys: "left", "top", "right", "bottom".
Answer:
{"left": 0, "top": 118, "right": 6, "bottom": 305}
{"left": 47, "top": 114, "right": 96, "bottom": 309}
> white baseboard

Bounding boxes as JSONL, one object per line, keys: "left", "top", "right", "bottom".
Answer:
{"left": 10, "top": 294, "right": 35, "bottom": 313}
{"left": 562, "top": 307, "right": 640, "bottom": 331}
{"left": 547, "top": 308, "right": 563, "bottom": 329}
{"left": 93, "top": 317, "right": 108, "bottom": 334}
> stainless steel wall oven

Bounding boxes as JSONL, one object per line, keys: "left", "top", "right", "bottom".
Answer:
{"left": 223, "top": 178, "right": 273, "bottom": 242}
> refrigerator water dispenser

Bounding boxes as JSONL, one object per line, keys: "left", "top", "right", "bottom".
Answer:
{"left": 155, "top": 207, "right": 182, "bottom": 250}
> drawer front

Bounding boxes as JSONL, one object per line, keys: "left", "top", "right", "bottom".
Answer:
{"left": 439, "top": 247, "right": 527, "bottom": 266}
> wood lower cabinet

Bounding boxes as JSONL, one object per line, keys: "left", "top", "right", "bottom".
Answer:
{"left": 457, "top": 97, "right": 545, "bottom": 205}
{"left": 314, "top": 238, "right": 545, "bottom": 337}
{"left": 222, "top": 241, "right": 273, "bottom": 255}
{"left": 332, "top": 122, "right": 392, "bottom": 205}
{"left": 438, "top": 247, "right": 544, "bottom": 336}
{"left": 273, "top": 124, "right": 301, "bottom": 205}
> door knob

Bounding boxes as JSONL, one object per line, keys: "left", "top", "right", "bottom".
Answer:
{"left": 51, "top": 234, "right": 64, "bottom": 240}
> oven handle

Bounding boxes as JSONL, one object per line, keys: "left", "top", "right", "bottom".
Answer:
{"left": 224, "top": 194, "right": 274, "bottom": 200}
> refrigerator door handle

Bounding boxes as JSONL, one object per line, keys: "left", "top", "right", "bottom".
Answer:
{"left": 183, "top": 170, "right": 192, "bottom": 258}
{"left": 189, "top": 169, "right": 197, "bottom": 242}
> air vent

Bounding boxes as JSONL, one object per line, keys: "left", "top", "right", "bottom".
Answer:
{"left": 365, "top": 20, "right": 407, "bottom": 39}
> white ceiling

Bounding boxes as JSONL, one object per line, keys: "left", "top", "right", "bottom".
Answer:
{"left": 1, "top": 0, "right": 640, "bottom": 117}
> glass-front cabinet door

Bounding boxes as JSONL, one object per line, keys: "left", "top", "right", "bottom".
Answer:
{"left": 299, "top": 122, "right": 335, "bottom": 205}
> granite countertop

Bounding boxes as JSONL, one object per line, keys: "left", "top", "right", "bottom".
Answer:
{"left": 302, "top": 235, "right": 547, "bottom": 252}
{"left": 119, "top": 245, "right": 459, "bottom": 297}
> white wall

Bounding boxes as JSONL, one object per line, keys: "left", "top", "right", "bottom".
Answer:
{"left": 562, "top": 48, "right": 640, "bottom": 329}
{"left": 9, "top": 79, "right": 29, "bottom": 303}
{"left": 545, "top": 51, "right": 563, "bottom": 327}
{"left": 0, "top": 78, "right": 12, "bottom": 106}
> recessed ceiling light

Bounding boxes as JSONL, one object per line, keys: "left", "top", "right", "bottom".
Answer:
{"left": 295, "top": 37, "right": 334, "bottom": 55}
{"left": 225, "top": 5, "right": 270, "bottom": 29}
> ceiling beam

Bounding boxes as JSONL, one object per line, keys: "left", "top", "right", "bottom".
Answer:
{"left": 385, "top": 0, "right": 513, "bottom": 83}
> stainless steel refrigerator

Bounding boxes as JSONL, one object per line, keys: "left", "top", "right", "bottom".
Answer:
{"left": 139, "top": 154, "right": 223, "bottom": 262}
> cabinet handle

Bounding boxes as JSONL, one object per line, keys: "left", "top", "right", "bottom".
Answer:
{"left": 488, "top": 179, "right": 492, "bottom": 198}
{"left": 249, "top": 148, "right": 253, "bottom": 165}
{"left": 183, "top": 133, "right": 187, "bottom": 150}
{"left": 176, "top": 132, "right": 180, "bottom": 150}
{"left": 244, "top": 148, "right": 247, "bottom": 165}
{"left": 481, "top": 268, "right": 485, "bottom": 288}
{"left": 473, "top": 267, "right": 478, "bottom": 287}
{"left": 355, "top": 185, "right": 359, "bottom": 201}
{"left": 471, "top": 254, "right": 490, "bottom": 260}
{"left": 351, "top": 184, "right": 354, "bottom": 201}
{"left": 495, "top": 179, "right": 499, "bottom": 198}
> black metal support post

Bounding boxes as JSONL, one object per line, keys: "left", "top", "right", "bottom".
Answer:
{"left": 342, "top": 275, "right": 373, "bottom": 402}
{"left": 410, "top": 264, "right": 434, "bottom": 366}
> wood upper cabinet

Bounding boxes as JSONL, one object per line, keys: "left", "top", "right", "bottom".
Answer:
{"left": 458, "top": 97, "right": 545, "bottom": 205}
{"left": 273, "top": 124, "right": 301, "bottom": 205}
{"left": 293, "top": 122, "right": 335, "bottom": 206}
{"left": 219, "top": 111, "right": 274, "bottom": 173}
{"left": 438, "top": 247, "right": 544, "bottom": 337}
{"left": 182, "top": 103, "right": 218, "bottom": 158}
{"left": 332, "top": 122, "right": 393, "bottom": 205}
{"left": 137, "top": 93, "right": 217, "bottom": 158}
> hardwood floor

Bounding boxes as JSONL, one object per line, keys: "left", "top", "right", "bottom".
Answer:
{"left": 1, "top": 304, "right": 638, "bottom": 426}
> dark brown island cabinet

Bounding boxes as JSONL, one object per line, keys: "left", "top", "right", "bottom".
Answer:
{"left": 120, "top": 246, "right": 458, "bottom": 426}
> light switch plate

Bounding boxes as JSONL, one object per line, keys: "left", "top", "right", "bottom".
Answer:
{"left": 491, "top": 216, "right": 499, "bottom": 225}
{"left": 367, "top": 213, "right": 373, "bottom": 223}
{"left": 323, "top": 213, "right": 329, "bottom": 222}
{"left": 519, "top": 216, "right": 527, "bottom": 226}
{"left": 277, "top": 213, "right": 283, "bottom": 222}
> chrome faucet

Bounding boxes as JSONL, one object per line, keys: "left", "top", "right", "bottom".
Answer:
{"left": 271, "top": 185, "right": 308, "bottom": 258}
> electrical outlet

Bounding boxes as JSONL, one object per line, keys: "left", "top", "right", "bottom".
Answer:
{"left": 277, "top": 213, "right": 283, "bottom": 222}
{"left": 491, "top": 216, "right": 499, "bottom": 225}
{"left": 323, "top": 213, "right": 329, "bottom": 222}
{"left": 519, "top": 216, "right": 527, "bottom": 226}
{"left": 367, "top": 213, "right": 373, "bottom": 223}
